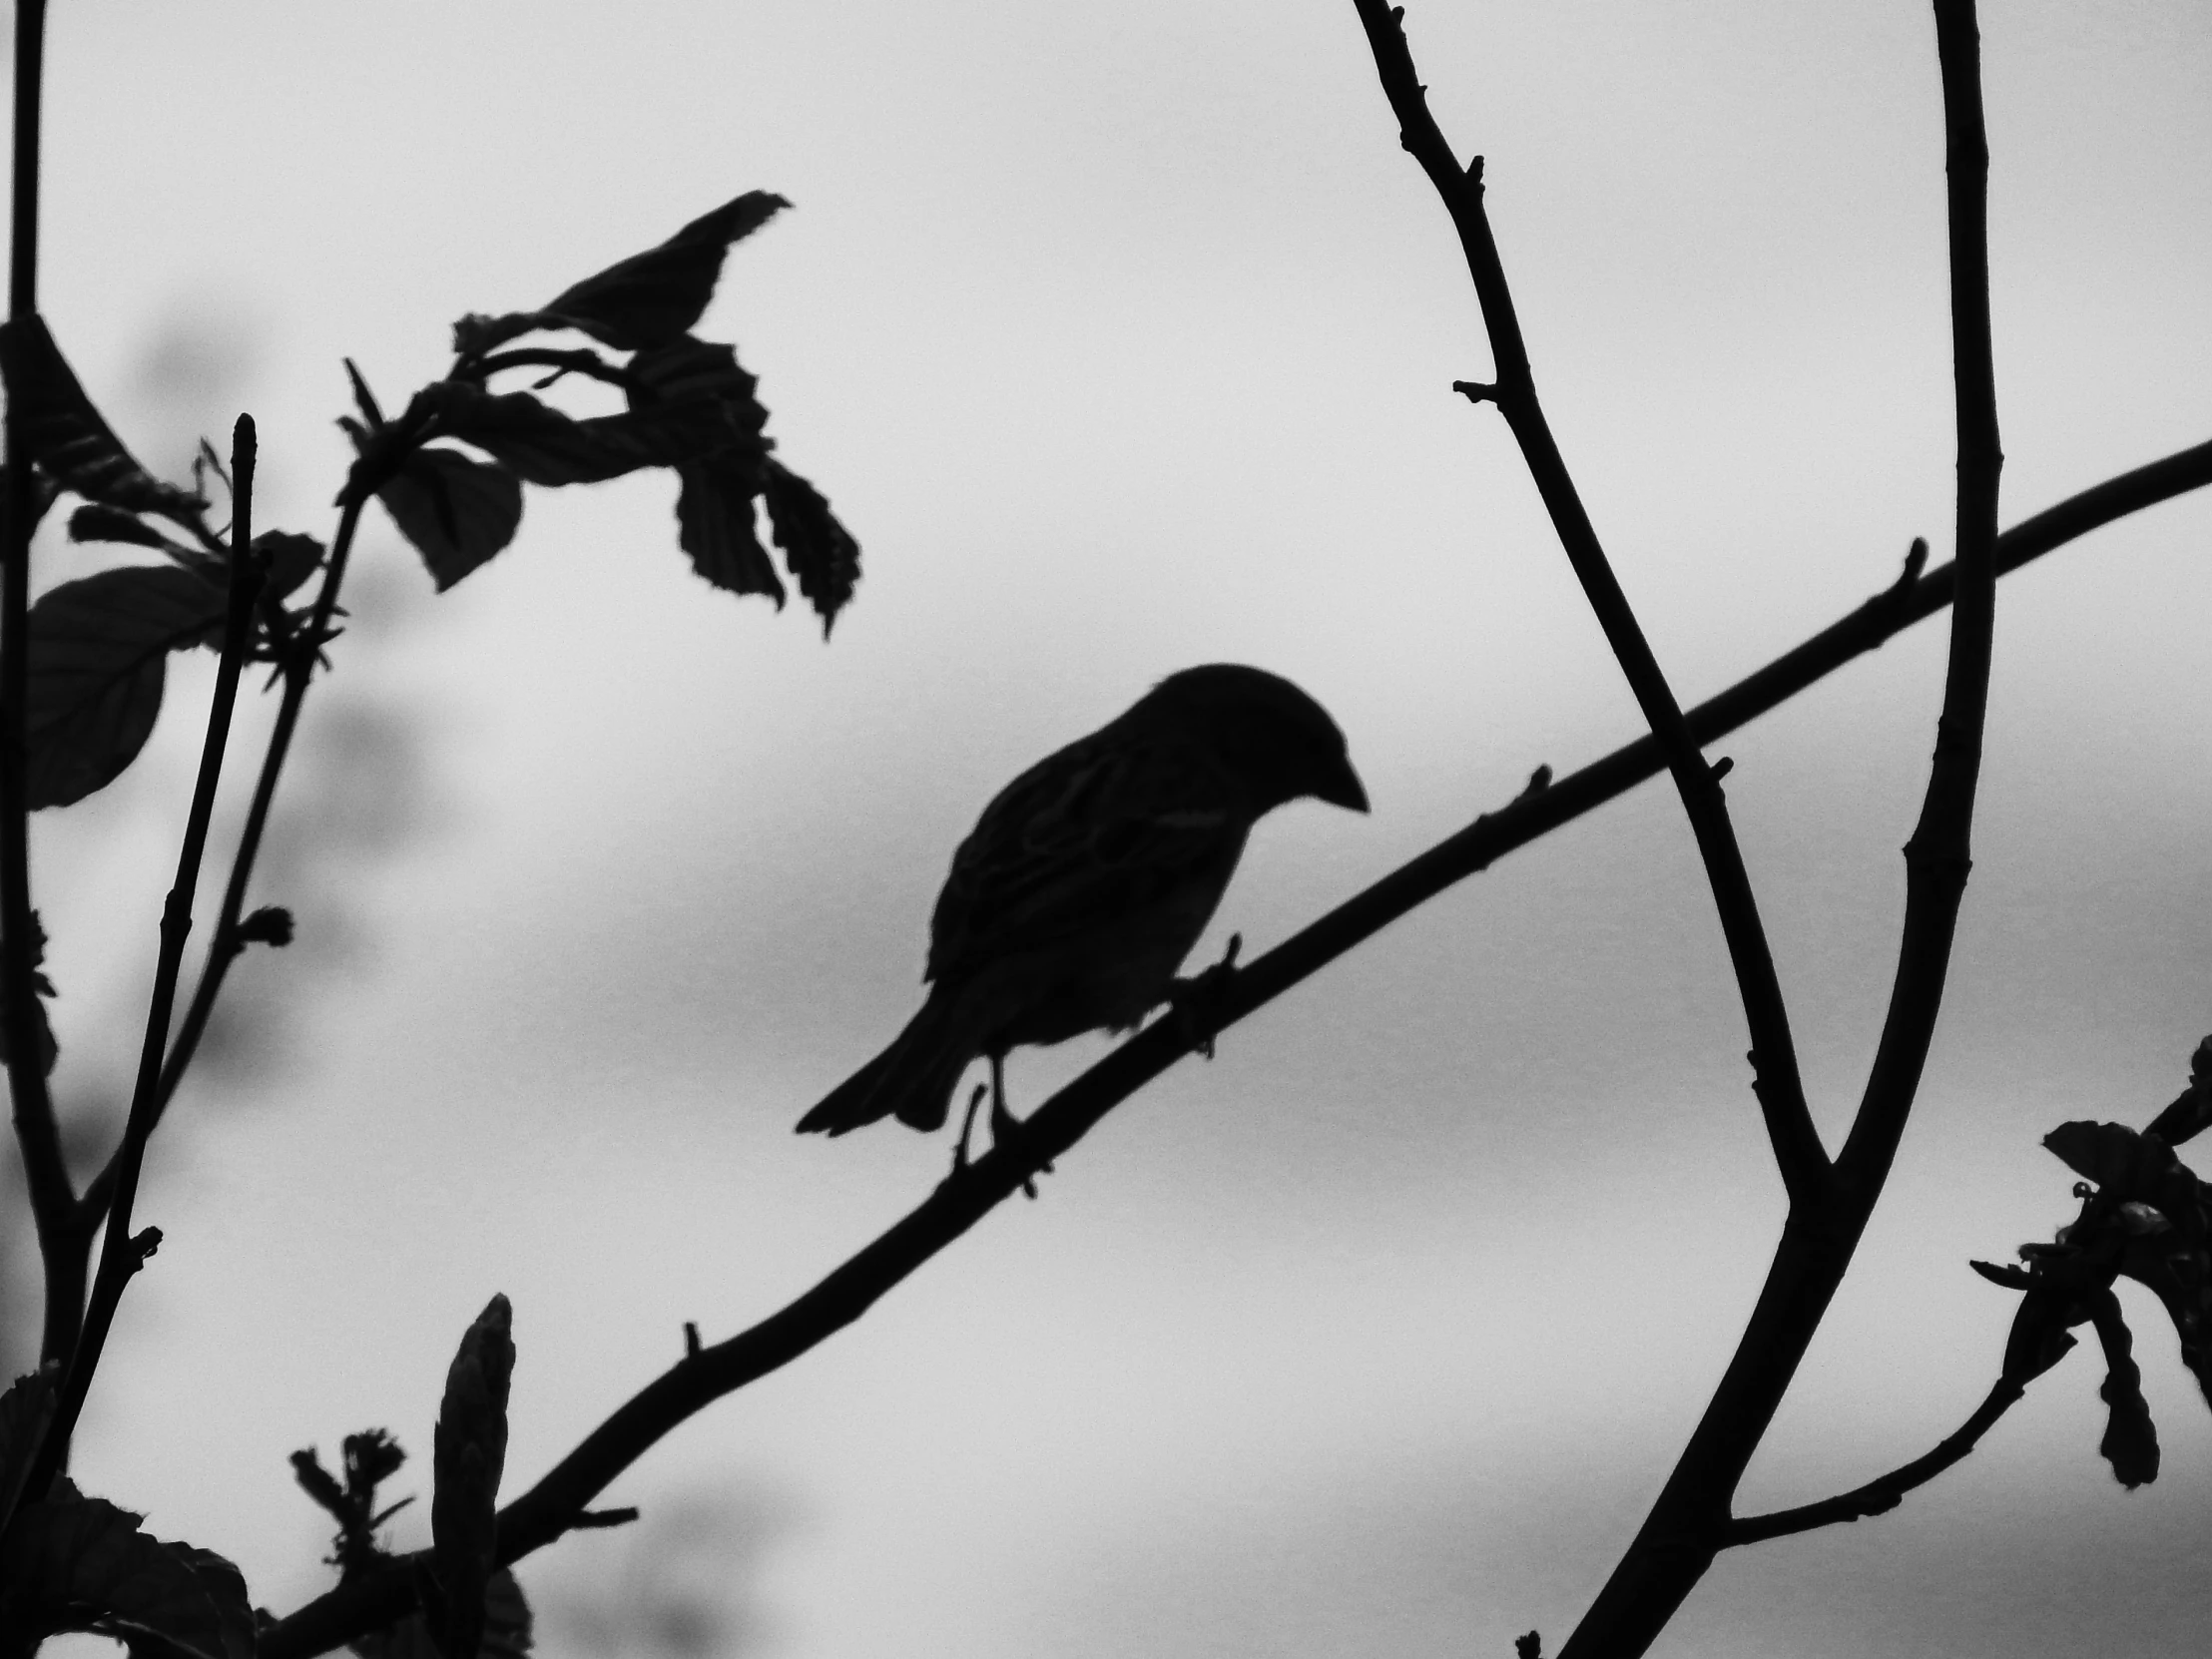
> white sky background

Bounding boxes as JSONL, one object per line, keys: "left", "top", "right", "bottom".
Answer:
{"left": 9, "top": 1, "right": 2212, "bottom": 1656}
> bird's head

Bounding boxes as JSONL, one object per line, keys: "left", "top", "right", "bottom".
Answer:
{"left": 1138, "top": 664, "right": 1369, "bottom": 816}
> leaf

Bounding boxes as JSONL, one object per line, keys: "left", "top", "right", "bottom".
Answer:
{"left": 68, "top": 503, "right": 180, "bottom": 553}
{"left": 762, "top": 459, "right": 861, "bottom": 634}
{"left": 672, "top": 458, "right": 783, "bottom": 602}
{"left": 257, "top": 530, "right": 328, "bottom": 601}
{"left": 431, "top": 1295, "right": 514, "bottom": 1659}
{"left": 2043, "top": 1120, "right": 2201, "bottom": 1224}
{"left": 422, "top": 383, "right": 734, "bottom": 487}
{"left": 454, "top": 191, "right": 789, "bottom": 356}
{"left": 0, "top": 317, "right": 205, "bottom": 518}
{"left": 0, "top": 1369, "right": 59, "bottom": 1523}
{"left": 2089, "top": 1293, "right": 2159, "bottom": 1487}
{"left": 25, "top": 565, "right": 231, "bottom": 809}
{"left": 0, "top": 1493, "right": 253, "bottom": 1658}
{"left": 353, "top": 1567, "right": 532, "bottom": 1659}
{"left": 0, "top": 907, "right": 60, "bottom": 1076}
{"left": 376, "top": 448, "right": 524, "bottom": 592}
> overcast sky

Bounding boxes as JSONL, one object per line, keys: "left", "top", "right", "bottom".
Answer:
{"left": 14, "top": 2, "right": 2212, "bottom": 1657}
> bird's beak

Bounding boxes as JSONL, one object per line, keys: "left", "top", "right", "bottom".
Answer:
{"left": 1317, "top": 754, "right": 1370, "bottom": 814}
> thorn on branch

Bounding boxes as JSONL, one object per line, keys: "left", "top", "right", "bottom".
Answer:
{"left": 683, "top": 1322, "right": 702, "bottom": 1360}
{"left": 1517, "top": 764, "right": 1552, "bottom": 800}
{"left": 1467, "top": 154, "right": 1485, "bottom": 185}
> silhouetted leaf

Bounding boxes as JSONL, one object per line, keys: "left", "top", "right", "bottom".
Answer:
{"left": 376, "top": 449, "right": 524, "bottom": 592}
{"left": 257, "top": 531, "right": 327, "bottom": 601}
{"left": 2146, "top": 1036, "right": 2212, "bottom": 1147}
{"left": 625, "top": 339, "right": 781, "bottom": 598}
{"left": 67, "top": 503, "right": 179, "bottom": 553}
{"left": 0, "top": 317, "right": 205, "bottom": 519}
{"left": 2089, "top": 1293, "right": 2158, "bottom": 1487}
{"left": 422, "top": 383, "right": 732, "bottom": 486}
{"left": 352, "top": 1567, "right": 531, "bottom": 1659}
{"left": 762, "top": 459, "right": 860, "bottom": 634}
{"left": 25, "top": 566, "right": 230, "bottom": 808}
{"left": 2044, "top": 1120, "right": 2201, "bottom": 1225}
{"left": 672, "top": 458, "right": 782, "bottom": 602}
{"left": 431, "top": 1295, "right": 514, "bottom": 1659}
{"left": 453, "top": 192, "right": 789, "bottom": 356}
{"left": 0, "top": 1368, "right": 58, "bottom": 1523}
{"left": 0, "top": 1493, "right": 253, "bottom": 1658}
{"left": 0, "top": 909, "right": 60, "bottom": 1076}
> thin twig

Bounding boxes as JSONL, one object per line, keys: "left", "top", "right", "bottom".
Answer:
{"left": 1349, "top": 0, "right": 1827, "bottom": 1204}
{"left": 25, "top": 416, "right": 270, "bottom": 1496}
{"left": 1724, "top": 1377, "right": 2026, "bottom": 1545}
{"left": 0, "top": 0, "right": 78, "bottom": 1374}
{"left": 78, "top": 495, "right": 368, "bottom": 1220}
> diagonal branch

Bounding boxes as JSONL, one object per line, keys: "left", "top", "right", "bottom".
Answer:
{"left": 252, "top": 425, "right": 2208, "bottom": 1658}
{"left": 1724, "top": 1376, "right": 2026, "bottom": 1546}
{"left": 1350, "top": 0, "right": 1827, "bottom": 1204}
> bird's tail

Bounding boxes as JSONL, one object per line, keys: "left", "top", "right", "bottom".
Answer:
{"left": 795, "top": 992, "right": 976, "bottom": 1136}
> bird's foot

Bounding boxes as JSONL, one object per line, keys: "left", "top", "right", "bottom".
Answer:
{"left": 948, "top": 1083, "right": 991, "bottom": 1178}
{"left": 988, "top": 1091, "right": 1053, "bottom": 1201}
{"left": 1166, "top": 932, "right": 1242, "bottom": 1059}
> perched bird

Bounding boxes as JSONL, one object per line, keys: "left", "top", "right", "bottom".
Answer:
{"left": 797, "top": 663, "right": 1368, "bottom": 1147}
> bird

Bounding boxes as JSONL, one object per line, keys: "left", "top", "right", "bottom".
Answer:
{"left": 796, "top": 664, "right": 1368, "bottom": 1153}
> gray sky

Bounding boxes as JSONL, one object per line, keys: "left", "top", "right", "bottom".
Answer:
{"left": 17, "top": 2, "right": 2212, "bottom": 1656}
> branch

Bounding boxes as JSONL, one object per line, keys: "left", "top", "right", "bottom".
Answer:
{"left": 77, "top": 493, "right": 369, "bottom": 1221}
{"left": 1724, "top": 1377, "right": 2026, "bottom": 1545}
{"left": 254, "top": 427, "right": 2209, "bottom": 1656}
{"left": 1835, "top": 0, "right": 2002, "bottom": 1196}
{"left": 1561, "top": 7, "right": 2005, "bottom": 1651}
{"left": 25, "top": 417, "right": 270, "bottom": 1496}
{"left": 1349, "top": 0, "right": 1827, "bottom": 1204}
{"left": 0, "top": 0, "right": 80, "bottom": 1369}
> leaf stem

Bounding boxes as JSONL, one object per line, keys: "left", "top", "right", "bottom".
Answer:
{"left": 26, "top": 416, "right": 269, "bottom": 1497}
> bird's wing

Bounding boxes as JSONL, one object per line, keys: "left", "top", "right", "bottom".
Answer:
{"left": 926, "top": 726, "right": 1248, "bottom": 984}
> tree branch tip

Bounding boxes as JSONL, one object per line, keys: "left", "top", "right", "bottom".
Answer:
{"left": 1466, "top": 154, "right": 1485, "bottom": 184}
{"left": 131, "top": 1226, "right": 162, "bottom": 1263}
{"left": 683, "top": 1321, "right": 702, "bottom": 1359}
{"left": 1451, "top": 379, "right": 1498, "bottom": 405}
{"left": 1517, "top": 764, "right": 1552, "bottom": 799}
{"left": 569, "top": 1505, "right": 640, "bottom": 1532}
{"left": 1709, "top": 756, "right": 1734, "bottom": 783}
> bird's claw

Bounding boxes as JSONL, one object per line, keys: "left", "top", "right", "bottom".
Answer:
{"left": 989, "top": 1091, "right": 1054, "bottom": 1200}
{"left": 1167, "top": 932, "right": 1242, "bottom": 1059}
{"left": 948, "top": 1082, "right": 991, "bottom": 1178}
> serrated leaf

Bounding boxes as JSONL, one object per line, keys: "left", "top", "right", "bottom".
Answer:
{"left": 0, "top": 317, "right": 205, "bottom": 518}
{"left": 2089, "top": 1293, "right": 2158, "bottom": 1487}
{"left": 376, "top": 449, "right": 524, "bottom": 592}
{"left": 352, "top": 1567, "right": 531, "bottom": 1659}
{"left": 761, "top": 459, "right": 860, "bottom": 633}
{"left": 25, "top": 565, "right": 231, "bottom": 809}
{"left": 672, "top": 458, "right": 783, "bottom": 602}
{"left": 455, "top": 192, "right": 789, "bottom": 356}
{"left": 423, "top": 383, "right": 733, "bottom": 487}
{"left": 0, "top": 1494, "right": 253, "bottom": 1658}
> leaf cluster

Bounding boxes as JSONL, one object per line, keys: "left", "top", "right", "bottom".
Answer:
{"left": 1972, "top": 1038, "right": 2212, "bottom": 1488}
